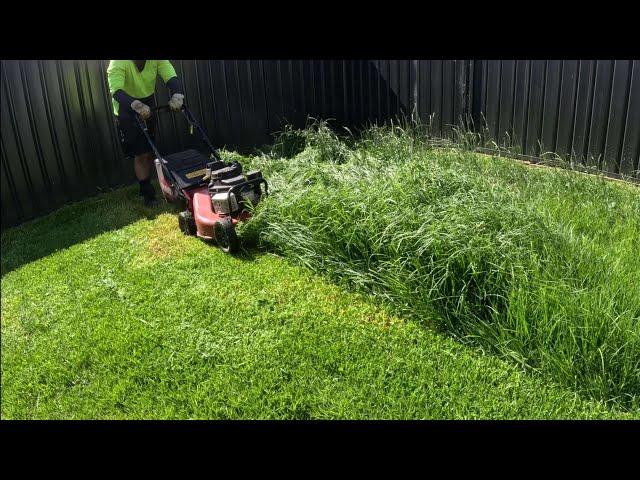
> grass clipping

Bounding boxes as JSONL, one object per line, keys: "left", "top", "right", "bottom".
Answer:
{"left": 239, "top": 121, "right": 640, "bottom": 410}
{"left": 131, "top": 213, "right": 193, "bottom": 267}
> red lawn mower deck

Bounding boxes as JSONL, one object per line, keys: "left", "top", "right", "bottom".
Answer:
{"left": 135, "top": 105, "right": 268, "bottom": 253}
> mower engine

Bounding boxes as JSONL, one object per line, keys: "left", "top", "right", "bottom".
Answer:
{"left": 206, "top": 160, "right": 264, "bottom": 215}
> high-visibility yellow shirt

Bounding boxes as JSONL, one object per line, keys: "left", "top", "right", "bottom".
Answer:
{"left": 107, "top": 60, "right": 178, "bottom": 115}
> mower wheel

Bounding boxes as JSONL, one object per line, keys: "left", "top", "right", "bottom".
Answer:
{"left": 178, "top": 210, "right": 197, "bottom": 236}
{"left": 213, "top": 218, "right": 240, "bottom": 254}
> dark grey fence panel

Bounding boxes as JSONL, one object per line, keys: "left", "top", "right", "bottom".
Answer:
{"left": 430, "top": 60, "right": 443, "bottom": 134}
{"left": 364, "top": 60, "right": 376, "bottom": 124}
{"left": 380, "top": 60, "right": 392, "bottom": 122}
{"left": 235, "top": 61, "right": 259, "bottom": 147}
{"left": 620, "top": 62, "right": 640, "bottom": 175}
{"left": 209, "top": 61, "right": 235, "bottom": 149}
{"left": 472, "top": 59, "right": 639, "bottom": 177}
{"left": 418, "top": 60, "right": 430, "bottom": 124}
{"left": 279, "top": 60, "right": 296, "bottom": 127}
{"left": 372, "top": 60, "right": 384, "bottom": 124}
{"left": 526, "top": 60, "right": 547, "bottom": 156}
{"left": 410, "top": 60, "right": 418, "bottom": 119}
{"left": 3, "top": 61, "right": 53, "bottom": 217}
{"left": 603, "top": 60, "right": 633, "bottom": 173}
{"left": 555, "top": 60, "right": 579, "bottom": 158}
{"left": 398, "top": 60, "right": 410, "bottom": 118}
{"left": 329, "top": 61, "right": 342, "bottom": 125}
{"left": 1, "top": 60, "right": 131, "bottom": 228}
{"left": 341, "top": 61, "right": 351, "bottom": 125}
{"left": 454, "top": 60, "right": 467, "bottom": 128}
{"left": 587, "top": 60, "right": 615, "bottom": 169}
{"left": 388, "top": 60, "right": 399, "bottom": 118}
{"left": 511, "top": 60, "right": 531, "bottom": 151}
{"left": 1, "top": 137, "right": 20, "bottom": 227}
{"left": 224, "top": 60, "right": 246, "bottom": 148}
{"left": 263, "top": 60, "right": 285, "bottom": 137}
{"left": 441, "top": 61, "right": 454, "bottom": 136}
{"left": 485, "top": 60, "right": 501, "bottom": 142}
{"left": 497, "top": 60, "right": 515, "bottom": 146}
{"left": 193, "top": 60, "right": 218, "bottom": 148}
{"left": 290, "top": 60, "right": 307, "bottom": 129}
{"left": 540, "top": 60, "right": 562, "bottom": 154}
{"left": 572, "top": 60, "right": 597, "bottom": 163}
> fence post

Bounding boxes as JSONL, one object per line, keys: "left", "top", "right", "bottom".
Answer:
{"left": 466, "top": 60, "right": 474, "bottom": 129}
{"left": 412, "top": 60, "right": 419, "bottom": 122}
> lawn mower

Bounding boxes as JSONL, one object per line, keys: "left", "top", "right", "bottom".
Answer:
{"left": 134, "top": 104, "right": 268, "bottom": 253}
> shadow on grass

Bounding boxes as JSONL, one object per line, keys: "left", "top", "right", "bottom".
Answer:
{"left": 229, "top": 219, "right": 266, "bottom": 261}
{"left": 233, "top": 249, "right": 260, "bottom": 262}
{"left": 1, "top": 182, "right": 179, "bottom": 277}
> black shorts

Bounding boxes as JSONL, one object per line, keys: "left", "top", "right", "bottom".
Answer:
{"left": 116, "top": 95, "right": 157, "bottom": 158}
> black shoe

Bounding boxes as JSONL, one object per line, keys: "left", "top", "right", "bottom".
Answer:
{"left": 139, "top": 181, "right": 157, "bottom": 206}
{"left": 143, "top": 194, "right": 158, "bottom": 207}
{"left": 139, "top": 181, "right": 155, "bottom": 197}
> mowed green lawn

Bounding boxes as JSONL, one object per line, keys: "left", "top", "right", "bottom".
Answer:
{"left": 0, "top": 185, "right": 633, "bottom": 419}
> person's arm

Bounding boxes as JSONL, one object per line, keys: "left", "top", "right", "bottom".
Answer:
{"left": 157, "top": 60, "right": 182, "bottom": 95}
{"left": 158, "top": 60, "right": 185, "bottom": 111}
{"left": 107, "top": 60, "right": 136, "bottom": 113}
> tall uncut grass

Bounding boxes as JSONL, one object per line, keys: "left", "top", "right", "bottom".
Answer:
{"left": 239, "top": 120, "right": 640, "bottom": 410}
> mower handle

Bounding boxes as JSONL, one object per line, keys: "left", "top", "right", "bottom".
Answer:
{"left": 133, "top": 102, "right": 222, "bottom": 162}
{"left": 150, "top": 104, "right": 174, "bottom": 113}
{"left": 138, "top": 104, "right": 184, "bottom": 116}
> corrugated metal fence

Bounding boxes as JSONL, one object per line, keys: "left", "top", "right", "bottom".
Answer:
{"left": 1, "top": 60, "right": 638, "bottom": 230}
{"left": 471, "top": 60, "right": 640, "bottom": 176}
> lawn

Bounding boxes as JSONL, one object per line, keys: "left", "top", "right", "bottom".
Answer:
{"left": 1, "top": 183, "right": 633, "bottom": 419}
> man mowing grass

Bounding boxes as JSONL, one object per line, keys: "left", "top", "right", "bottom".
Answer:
{"left": 107, "top": 60, "right": 184, "bottom": 206}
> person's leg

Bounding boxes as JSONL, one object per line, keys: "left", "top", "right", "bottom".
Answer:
{"left": 137, "top": 99, "right": 159, "bottom": 206}
{"left": 116, "top": 99, "right": 158, "bottom": 206}
{"left": 134, "top": 151, "right": 154, "bottom": 181}
{"left": 135, "top": 152, "right": 157, "bottom": 205}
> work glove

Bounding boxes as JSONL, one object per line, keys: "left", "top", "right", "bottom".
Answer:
{"left": 169, "top": 93, "right": 185, "bottom": 112}
{"left": 131, "top": 100, "right": 151, "bottom": 120}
